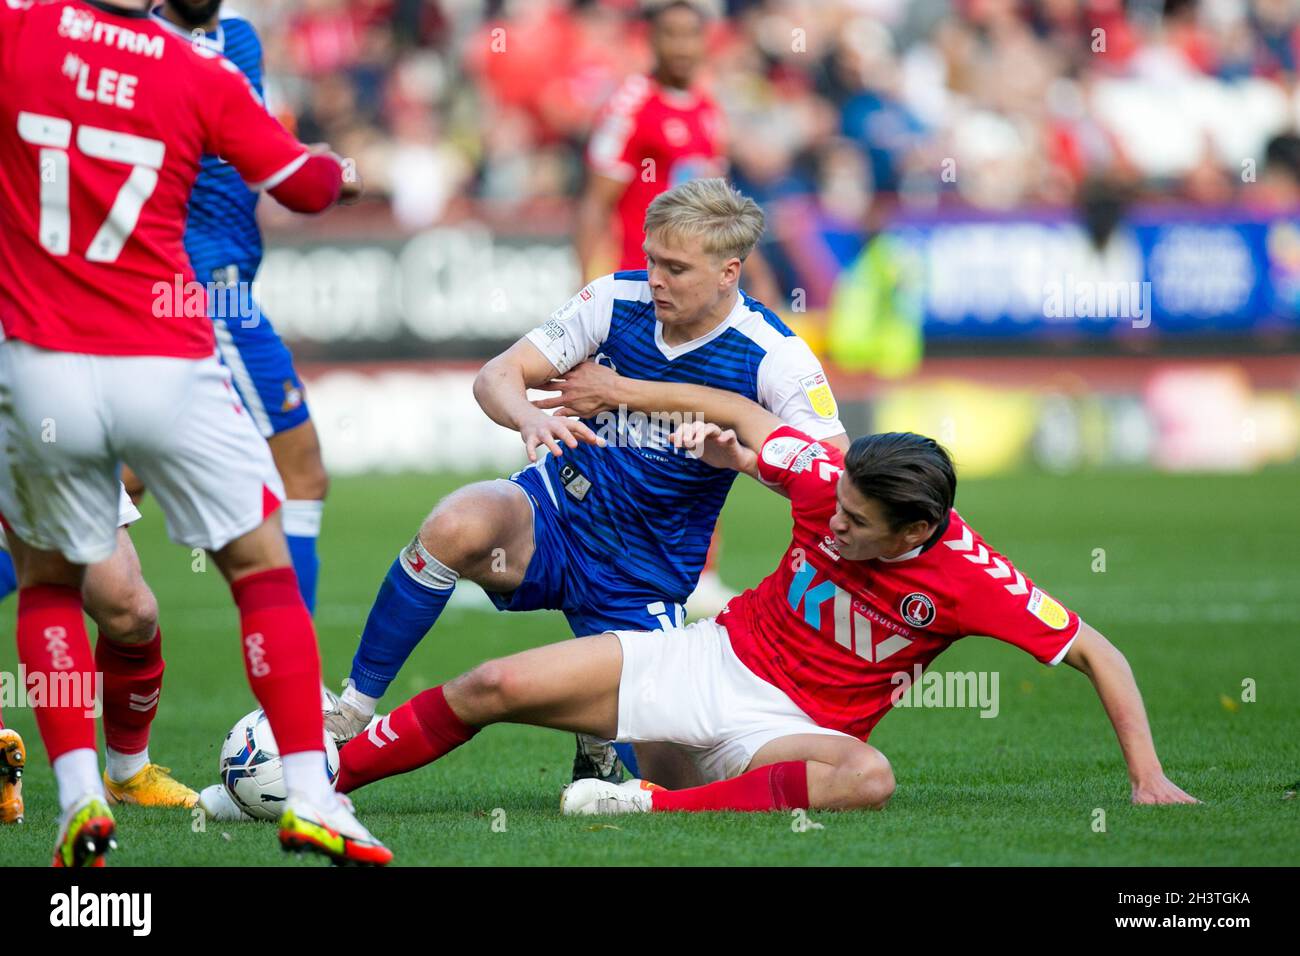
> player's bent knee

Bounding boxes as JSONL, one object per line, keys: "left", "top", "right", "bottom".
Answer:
{"left": 842, "top": 750, "right": 895, "bottom": 810}
{"left": 452, "top": 659, "right": 522, "bottom": 721}
{"left": 419, "top": 506, "right": 496, "bottom": 568}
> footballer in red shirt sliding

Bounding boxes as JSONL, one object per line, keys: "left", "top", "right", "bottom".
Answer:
{"left": 332, "top": 363, "right": 1199, "bottom": 813}
{"left": 0, "top": 0, "right": 386, "bottom": 865}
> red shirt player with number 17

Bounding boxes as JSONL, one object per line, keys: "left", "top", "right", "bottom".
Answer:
{"left": 330, "top": 368, "right": 1199, "bottom": 814}
{"left": 0, "top": 0, "right": 388, "bottom": 866}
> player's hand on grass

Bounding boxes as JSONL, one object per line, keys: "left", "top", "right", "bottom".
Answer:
{"left": 519, "top": 407, "right": 605, "bottom": 462}
{"left": 1131, "top": 774, "right": 1200, "bottom": 805}
{"left": 532, "top": 361, "right": 621, "bottom": 418}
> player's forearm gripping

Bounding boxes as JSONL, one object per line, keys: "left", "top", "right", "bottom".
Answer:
{"left": 536, "top": 361, "right": 847, "bottom": 454}
{"left": 474, "top": 340, "right": 604, "bottom": 463}
{"left": 624, "top": 377, "right": 783, "bottom": 452}
{"left": 1063, "top": 624, "right": 1199, "bottom": 805}
{"left": 533, "top": 360, "right": 782, "bottom": 452}
{"left": 474, "top": 340, "right": 552, "bottom": 431}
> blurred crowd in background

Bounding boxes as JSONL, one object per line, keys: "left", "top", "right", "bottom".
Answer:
{"left": 245, "top": 0, "right": 1300, "bottom": 233}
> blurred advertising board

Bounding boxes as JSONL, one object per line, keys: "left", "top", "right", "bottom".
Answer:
{"left": 259, "top": 210, "right": 1300, "bottom": 357}
{"left": 885, "top": 208, "right": 1300, "bottom": 340}
{"left": 257, "top": 223, "right": 579, "bottom": 358}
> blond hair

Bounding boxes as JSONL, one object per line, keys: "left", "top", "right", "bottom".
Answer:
{"left": 642, "top": 178, "right": 765, "bottom": 262}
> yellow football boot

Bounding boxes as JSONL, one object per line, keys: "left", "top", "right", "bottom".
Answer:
{"left": 0, "top": 728, "right": 25, "bottom": 824}
{"left": 104, "top": 764, "right": 199, "bottom": 808}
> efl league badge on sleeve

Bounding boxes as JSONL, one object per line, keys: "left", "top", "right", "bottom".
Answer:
{"left": 1027, "top": 588, "right": 1069, "bottom": 630}
{"left": 800, "top": 372, "right": 838, "bottom": 419}
{"left": 549, "top": 288, "right": 586, "bottom": 325}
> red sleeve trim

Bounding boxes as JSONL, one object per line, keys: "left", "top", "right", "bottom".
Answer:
{"left": 267, "top": 154, "right": 342, "bottom": 213}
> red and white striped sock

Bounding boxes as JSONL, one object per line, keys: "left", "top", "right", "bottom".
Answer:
{"left": 335, "top": 686, "right": 477, "bottom": 794}
{"left": 96, "top": 627, "right": 164, "bottom": 781}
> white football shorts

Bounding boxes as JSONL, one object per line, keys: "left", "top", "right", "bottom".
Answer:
{"left": 613, "top": 617, "right": 853, "bottom": 783}
{"left": 0, "top": 340, "right": 283, "bottom": 564}
{"left": 0, "top": 484, "right": 138, "bottom": 553}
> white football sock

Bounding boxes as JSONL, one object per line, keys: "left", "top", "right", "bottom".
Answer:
{"left": 340, "top": 679, "right": 379, "bottom": 718}
{"left": 106, "top": 746, "right": 150, "bottom": 784}
{"left": 282, "top": 499, "right": 324, "bottom": 538}
{"left": 282, "top": 750, "right": 337, "bottom": 806}
{"left": 53, "top": 748, "right": 105, "bottom": 812}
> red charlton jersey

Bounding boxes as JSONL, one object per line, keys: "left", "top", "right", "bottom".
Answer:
{"left": 0, "top": 0, "right": 311, "bottom": 358}
{"left": 721, "top": 426, "right": 1082, "bottom": 741}
{"left": 587, "top": 74, "right": 726, "bottom": 271}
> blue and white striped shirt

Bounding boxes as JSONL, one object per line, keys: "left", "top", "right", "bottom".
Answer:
{"left": 524, "top": 270, "right": 845, "bottom": 601}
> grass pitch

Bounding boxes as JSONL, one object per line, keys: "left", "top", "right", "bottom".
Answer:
{"left": 1, "top": 467, "right": 1297, "bottom": 866}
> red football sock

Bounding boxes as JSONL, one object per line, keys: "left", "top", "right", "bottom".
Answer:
{"left": 95, "top": 627, "right": 164, "bottom": 755}
{"left": 230, "top": 567, "right": 322, "bottom": 756}
{"left": 16, "top": 585, "right": 97, "bottom": 762}
{"left": 335, "top": 685, "right": 478, "bottom": 794}
{"left": 651, "top": 760, "right": 810, "bottom": 812}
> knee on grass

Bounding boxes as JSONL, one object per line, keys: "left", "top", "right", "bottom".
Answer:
{"left": 827, "top": 750, "right": 896, "bottom": 811}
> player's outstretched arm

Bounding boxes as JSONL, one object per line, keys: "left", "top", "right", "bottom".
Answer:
{"left": 1063, "top": 623, "right": 1200, "bottom": 805}
{"left": 203, "top": 53, "right": 351, "bottom": 214}
{"left": 533, "top": 360, "right": 782, "bottom": 453}
{"left": 475, "top": 339, "right": 605, "bottom": 463}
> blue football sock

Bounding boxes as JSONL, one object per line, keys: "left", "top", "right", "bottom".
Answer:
{"left": 282, "top": 499, "right": 323, "bottom": 613}
{"left": 0, "top": 549, "right": 16, "bottom": 603}
{"left": 350, "top": 548, "right": 456, "bottom": 700}
{"left": 613, "top": 742, "right": 641, "bottom": 777}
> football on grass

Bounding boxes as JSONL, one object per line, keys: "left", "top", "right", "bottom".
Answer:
{"left": 219, "top": 709, "right": 340, "bottom": 821}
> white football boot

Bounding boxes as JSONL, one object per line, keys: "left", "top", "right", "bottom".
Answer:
{"left": 561, "top": 777, "right": 659, "bottom": 816}
{"left": 198, "top": 784, "right": 252, "bottom": 822}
